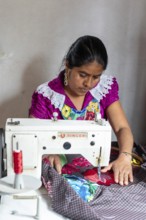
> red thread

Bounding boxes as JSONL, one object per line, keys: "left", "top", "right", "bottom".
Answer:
{"left": 13, "top": 151, "right": 23, "bottom": 174}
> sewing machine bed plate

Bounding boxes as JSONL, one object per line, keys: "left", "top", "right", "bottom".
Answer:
{"left": 0, "top": 187, "right": 69, "bottom": 220}
{"left": 0, "top": 175, "right": 41, "bottom": 194}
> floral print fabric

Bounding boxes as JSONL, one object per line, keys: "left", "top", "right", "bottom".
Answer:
{"left": 63, "top": 174, "right": 99, "bottom": 202}
{"left": 61, "top": 98, "right": 100, "bottom": 120}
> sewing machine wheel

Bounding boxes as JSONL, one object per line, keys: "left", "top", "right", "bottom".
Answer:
{"left": 0, "top": 128, "right": 5, "bottom": 178}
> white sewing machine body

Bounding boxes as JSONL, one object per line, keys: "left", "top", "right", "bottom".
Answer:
{"left": 5, "top": 118, "right": 112, "bottom": 179}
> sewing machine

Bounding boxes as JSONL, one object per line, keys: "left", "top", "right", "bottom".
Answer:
{"left": 4, "top": 115, "right": 112, "bottom": 179}
{"left": 0, "top": 115, "right": 112, "bottom": 219}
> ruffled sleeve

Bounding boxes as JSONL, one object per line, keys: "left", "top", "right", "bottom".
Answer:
{"left": 29, "top": 92, "right": 57, "bottom": 119}
{"left": 90, "top": 75, "right": 119, "bottom": 118}
{"left": 29, "top": 81, "right": 65, "bottom": 119}
{"left": 100, "top": 77, "right": 119, "bottom": 111}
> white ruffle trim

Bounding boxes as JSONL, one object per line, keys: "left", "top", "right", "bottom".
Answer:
{"left": 36, "top": 75, "right": 114, "bottom": 110}
{"left": 36, "top": 82, "right": 65, "bottom": 110}
{"left": 90, "top": 75, "right": 114, "bottom": 102}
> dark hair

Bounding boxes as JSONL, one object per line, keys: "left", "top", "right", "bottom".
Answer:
{"left": 65, "top": 35, "right": 108, "bottom": 70}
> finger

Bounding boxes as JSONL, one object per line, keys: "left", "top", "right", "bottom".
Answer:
{"left": 101, "top": 163, "right": 112, "bottom": 172}
{"left": 114, "top": 169, "right": 120, "bottom": 184}
{"left": 118, "top": 172, "right": 126, "bottom": 186}
{"left": 123, "top": 173, "right": 129, "bottom": 186}
{"left": 48, "top": 155, "right": 55, "bottom": 167}
{"left": 54, "top": 156, "right": 62, "bottom": 174}
{"left": 119, "top": 174, "right": 124, "bottom": 186}
{"left": 113, "top": 168, "right": 125, "bottom": 185}
{"left": 128, "top": 171, "right": 134, "bottom": 183}
{"left": 55, "top": 163, "right": 62, "bottom": 174}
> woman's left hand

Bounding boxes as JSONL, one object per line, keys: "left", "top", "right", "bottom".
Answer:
{"left": 101, "top": 153, "right": 133, "bottom": 186}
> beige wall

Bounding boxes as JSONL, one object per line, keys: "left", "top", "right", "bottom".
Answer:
{"left": 0, "top": 0, "right": 146, "bottom": 144}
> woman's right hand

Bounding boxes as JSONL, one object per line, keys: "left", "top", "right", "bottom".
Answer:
{"left": 48, "top": 154, "right": 62, "bottom": 174}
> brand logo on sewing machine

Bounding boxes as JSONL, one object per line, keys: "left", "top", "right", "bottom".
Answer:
{"left": 58, "top": 132, "right": 88, "bottom": 138}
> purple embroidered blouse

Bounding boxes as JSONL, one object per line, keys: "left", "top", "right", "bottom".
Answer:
{"left": 29, "top": 71, "right": 119, "bottom": 119}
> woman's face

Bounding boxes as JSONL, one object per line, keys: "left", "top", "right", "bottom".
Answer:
{"left": 65, "top": 61, "right": 104, "bottom": 97}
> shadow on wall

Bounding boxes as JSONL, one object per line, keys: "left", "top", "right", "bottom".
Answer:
{"left": 0, "top": 56, "right": 49, "bottom": 128}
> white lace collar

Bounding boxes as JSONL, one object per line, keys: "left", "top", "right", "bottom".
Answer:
{"left": 90, "top": 75, "right": 114, "bottom": 102}
{"left": 37, "top": 82, "right": 65, "bottom": 110}
{"left": 36, "top": 75, "right": 114, "bottom": 110}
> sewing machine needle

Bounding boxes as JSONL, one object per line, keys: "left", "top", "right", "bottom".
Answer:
{"left": 98, "top": 147, "right": 102, "bottom": 180}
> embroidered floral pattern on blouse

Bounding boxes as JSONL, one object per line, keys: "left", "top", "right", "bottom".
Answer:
{"left": 85, "top": 99, "right": 100, "bottom": 120}
{"left": 61, "top": 99, "right": 100, "bottom": 120}
{"left": 61, "top": 105, "right": 86, "bottom": 120}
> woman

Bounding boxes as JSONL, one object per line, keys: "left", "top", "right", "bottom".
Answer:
{"left": 29, "top": 35, "right": 134, "bottom": 186}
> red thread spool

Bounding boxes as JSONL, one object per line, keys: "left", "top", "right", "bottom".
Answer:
{"left": 13, "top": 150, "right": 23, "bottom": 174}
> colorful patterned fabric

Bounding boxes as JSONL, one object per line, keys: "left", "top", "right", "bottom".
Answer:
{"left": 83, "top": 168, "right": 115, "bottom": 186}
{"left": 63, "top": 174, "right": 99, "bottom": 202}
{"left": 61, "top": 98, "right": 100, "bottom": 120}
{"left": 62, "top": 156, "right": 91, "bottom": 175}
{"left": 62, "top": 157, "right": 115, "bottom": 186}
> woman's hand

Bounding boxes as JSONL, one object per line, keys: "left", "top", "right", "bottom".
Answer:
{"left": 101, "top": 153, "right": 133, "bottom": 186}
{"left": 48, "top": 154, "right": 62, "bottom": 174}
{"left": 104, "top": 101, "right": 134, "bottom": 186}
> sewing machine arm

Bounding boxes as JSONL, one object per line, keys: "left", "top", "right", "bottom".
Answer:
{"left": 5, "top": 118, "right": 112, "bottom": 179}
